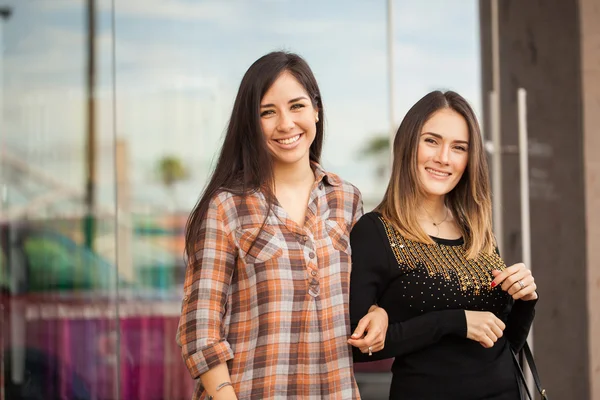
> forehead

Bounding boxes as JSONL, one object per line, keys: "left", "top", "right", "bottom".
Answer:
{"left": 261, "top": 71, "right": 309, "bottom": 102}
{"left": 422, "top": 108, "right": 469, "bottom": 141}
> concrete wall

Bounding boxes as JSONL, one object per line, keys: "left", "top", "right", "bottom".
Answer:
{"left": 580, "top": 0, "right": 600, "bottom": 398}
{"left": 479, "top": 0, "right": 593, "bottom": 398}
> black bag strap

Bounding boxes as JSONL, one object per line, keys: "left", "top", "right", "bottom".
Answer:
{"left": 512, "top": 342, "right": 548, "bottom": 400}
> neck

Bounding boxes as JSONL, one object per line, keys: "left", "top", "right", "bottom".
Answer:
{"left": 420, "top": 195, "right": 447, "bottom": 221}
{"left": 272, "top": 159, "right": 314, "bottom": 189}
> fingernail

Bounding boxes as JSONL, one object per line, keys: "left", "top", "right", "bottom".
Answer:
{"left": 490, "top": 281, "right": 497, "bottom": 288}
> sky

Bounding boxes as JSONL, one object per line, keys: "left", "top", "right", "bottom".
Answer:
{"left": 1, "top": 0, "right": 481, "bottom": 212}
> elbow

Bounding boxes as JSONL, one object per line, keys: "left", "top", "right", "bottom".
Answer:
{"left": 182, "top": 340, "right": 234, "bottom": 379}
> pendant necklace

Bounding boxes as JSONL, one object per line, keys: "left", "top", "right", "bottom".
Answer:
{"left": 424, "top": 207, "right": 449, "bottom": 237}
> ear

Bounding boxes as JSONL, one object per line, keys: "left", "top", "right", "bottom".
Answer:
{"left": 315, "top": 110, "right": 319, "bottom": 122}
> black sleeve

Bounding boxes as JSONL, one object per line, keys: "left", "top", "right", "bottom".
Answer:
{"left": 493, "top": 246, "right": 538, "bottom": 352}
{"left": 504, "top": 297, "right": 538, "bottom": 352}
{"left": 349, "top": 214, "right": 467, "bottom": 363}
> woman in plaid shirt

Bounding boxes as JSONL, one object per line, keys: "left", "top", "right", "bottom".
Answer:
{"left": 177, "top": 51, "right": 388, "bottom": 400}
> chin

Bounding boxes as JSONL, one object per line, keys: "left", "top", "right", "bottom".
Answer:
{"left": 273, "top": 152, "right": 309, "bottom": 166}
{"left": 422, "top": 184, "right": 455, "bottom": 197}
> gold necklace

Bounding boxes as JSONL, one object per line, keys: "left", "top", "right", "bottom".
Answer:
{"left": 422, "top": 207, "right": 449, "bottom": 236}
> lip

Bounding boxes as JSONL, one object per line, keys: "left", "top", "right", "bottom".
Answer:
{"left": 425, "top": 167, "right": 452, "bottom": 179}
{"left": 273, "top": 133, "right": 303, "bottom": 149}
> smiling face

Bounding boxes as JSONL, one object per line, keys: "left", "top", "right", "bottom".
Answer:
{"left": 259, "top": 70, "right": 319, "bottom": 168}
{"left": 417, "top": 108, "right": 470, "bottom": 200}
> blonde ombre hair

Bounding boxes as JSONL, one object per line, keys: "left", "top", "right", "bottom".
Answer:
{"left": 375, "top": 90, "right": 495, "bottom": 259}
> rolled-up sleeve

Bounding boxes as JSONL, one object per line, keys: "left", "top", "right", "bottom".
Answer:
{"left": 177, "top": 194, "right": 237, "bottom": 379}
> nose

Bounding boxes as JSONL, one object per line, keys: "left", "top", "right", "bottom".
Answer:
{"left": 277, "top": 111, "right": 295, "bottom": 132}
{"left": 434, "top": 145, "right": 450, "bottom": 165}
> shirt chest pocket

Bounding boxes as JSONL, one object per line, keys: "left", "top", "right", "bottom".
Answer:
{"left": 236, "top": 225, "right": 283, "bottom": 265}
{"left": 324, "top": 218, "right": 351, "bottom": 255}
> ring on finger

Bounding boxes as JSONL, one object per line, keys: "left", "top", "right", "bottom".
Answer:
{"left": 368, "top": 346, "right": 373, "bottom": 356}
{"left": 518, "top": 280, "right": 526, "bottom": 290}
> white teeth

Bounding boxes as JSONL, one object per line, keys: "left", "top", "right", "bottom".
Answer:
{"left": 426, "top": 168, "right": 450, "bottom": 177}
{"left": 277, "top": 134, "right": 301, "bottom": 145}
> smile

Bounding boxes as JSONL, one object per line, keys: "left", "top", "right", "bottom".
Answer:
{"left": 276, "top": 134, "right": 301, "bottom": 145}
{"left": 425, "top": 167, "right": 451, "bottom": 177}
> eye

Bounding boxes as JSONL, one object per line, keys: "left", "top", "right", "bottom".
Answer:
{"left": 424, "top": 137, "right": 437, "bottom": 144}
{"left": 454, "top": 145, "right": 468, "bottom": 152}
{"left": 260, "top": 109, "right": 275, "bottom": 117}
{"left": 291, "top": 103, "right": 305, "bottom": 111}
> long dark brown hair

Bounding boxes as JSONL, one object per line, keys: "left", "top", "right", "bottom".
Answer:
{"left": 185, "top": 51, "right": 324, "bottom": 260}
{"left": 376, "top": 90, "right": 494, "bottom": 259}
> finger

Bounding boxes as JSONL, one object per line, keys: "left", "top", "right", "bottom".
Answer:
{"left": 360, "top": 326, "right": 382, "bottom": 347}
{"left": 351, "top": 317, "right": 370, "bottom": 339}
{"left": 508, "top": 274, "right": 533, "bottom": 295}
{"left": 495, "top": 317, "right": 506, "bottom": 331}
{"left": 479, "top": 336, "right": 494, "bottom": 348}
{"left": 507, "top": 273, "right": 534, "bottom": 295}
{"left": 491, "top": 264, "right": 524, "bottom": 287}
{"left": 502, "top": 270, "right": 529, "bottom": 292}
{"left": 490, "top": 323, "right": 503, "bottom": 339}
{"left": 513, "top": 281, "right": 537, "bottom": 300}
{"left": 348, "top": 338, "right": 368, "bottom": 348}
{"left": 484, "top": 327, "right": 498, "bottom": 343}
{"left": 372, "top": 344, "right": 384, "bottom": 353}
{"left": 359, "top": 343, "right": 382, "bottom": 354}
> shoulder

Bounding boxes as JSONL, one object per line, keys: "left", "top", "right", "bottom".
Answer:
{"left": 206, "top": 190, "right": 267, "bottom": 232}
{"left": 352, "top": 211, "right": 382, "bottom": 230}
{"left": 350, "top": 212, "right": 391, "bottom": 268}
{"left": 351, "top": 212, "right": 386, "bottom": 240}
{"left": 325, "top": 171, "right": 361, "bottom": 196}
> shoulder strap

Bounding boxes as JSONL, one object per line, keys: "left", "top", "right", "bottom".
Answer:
{"left": 512, "top": 342, "right": 548, "bottom": 400}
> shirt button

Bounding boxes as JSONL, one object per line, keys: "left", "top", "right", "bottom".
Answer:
{"left": 311, "top": 270, "right": 317, "bottom": 276}
{"left": 319, "top": 183, "right": 324, "bottom": 190}
{"left": 303, "top": 235, "right": 309, "bottom": 242}
{"left": 309, "top": 252, "right": 315, "bottom": 259}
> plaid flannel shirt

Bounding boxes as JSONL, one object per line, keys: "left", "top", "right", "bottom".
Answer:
{"left": 177, "top": 164, "right": 363, "bottom": 399}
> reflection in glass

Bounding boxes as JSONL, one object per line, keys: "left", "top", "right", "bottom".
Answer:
{"left": 1, "top": 1, "right": 480, "bottom": 399}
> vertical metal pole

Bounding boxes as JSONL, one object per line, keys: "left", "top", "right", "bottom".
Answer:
{"left": 110, "top": 1, "right": 122, "bottom": 398}
{"left": 84, "top": 0, "right": 96, "bottom": 250}
{"left": 490, "top": 0, "right": 503, "bottom": 255}
{"left": 517, "top": 88, "right": 534, "bottom": 392}
{"left": 387, "top": 0, "right": 395, "bottom": 146}
{"left": 0, "top": 9, "right": 17, "bottom": 400}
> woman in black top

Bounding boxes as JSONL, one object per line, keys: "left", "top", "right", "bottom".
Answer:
{"left": 348, "top": 91, "right": 538, "bottom": 400}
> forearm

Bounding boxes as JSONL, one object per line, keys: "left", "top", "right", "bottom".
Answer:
{"left": 353, "top": 309, "right": 466, "bottom": 362}
{"left": 200, "top": 363, "right": 237, "bottom": 400}
{"left": 505, "top": 298, "right": 538, "bottom": 351}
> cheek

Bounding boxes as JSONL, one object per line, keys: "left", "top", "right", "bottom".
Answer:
{"left": 260, "top": 119, "right": 272, "bottom": 139}
{"left": 417, "top": 145, "right": 431, "bottom": 165}
{"left": 454, "top": 156, "right": 469, "bottom": 176}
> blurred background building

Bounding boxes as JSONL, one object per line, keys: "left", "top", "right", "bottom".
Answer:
{"left": 0, "top": 0, "right": 597, "bottom": 399}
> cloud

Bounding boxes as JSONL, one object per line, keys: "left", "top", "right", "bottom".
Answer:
{"left": 3, "top": 0, "right": 483, "bottom": 205}
{"left": 38, "top": 0, "right": 240, "bottom": 23}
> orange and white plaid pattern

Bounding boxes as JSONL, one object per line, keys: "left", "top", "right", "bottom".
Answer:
{"left": 177, "top": 164, "right": 363, "bottom": 399}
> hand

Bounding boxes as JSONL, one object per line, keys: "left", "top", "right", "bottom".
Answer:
{"left": 492, "top": 263, "right": 538, "bottom": 301}
{"left": 347, "top": 305, "right": 388, "bottom": 355}
{"left": 465, "top": 310, "right": 506, "bottom": 348}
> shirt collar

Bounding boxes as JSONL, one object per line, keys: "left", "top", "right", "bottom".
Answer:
{"left": 312, "top": 162, "right": 342, "bottom": 187}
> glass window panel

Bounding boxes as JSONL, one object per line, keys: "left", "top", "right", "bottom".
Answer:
{"left": 1, "top": 1, "right": 482, "bottom": 399}
{"left": 1, "top": 1, "right": 119, "bottom": 399}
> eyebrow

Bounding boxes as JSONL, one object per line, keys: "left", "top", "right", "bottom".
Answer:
{"left": 422, "top": 131, "right": 469, "bottom": 145}
{"left": 260, "top": 96, "right": 309, "bottom": 108}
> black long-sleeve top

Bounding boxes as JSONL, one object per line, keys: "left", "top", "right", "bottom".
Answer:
{"left": 350, "top": 212, "right": 537, "bottom": 400}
